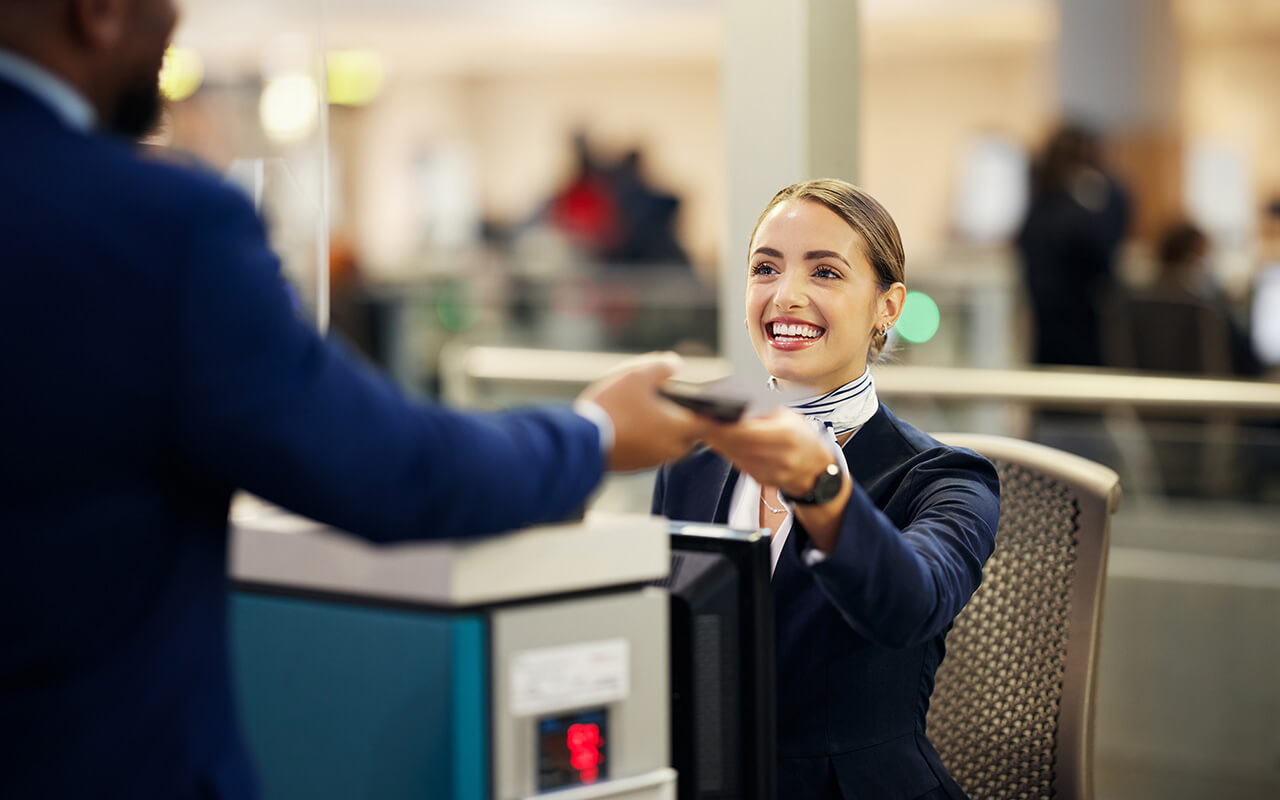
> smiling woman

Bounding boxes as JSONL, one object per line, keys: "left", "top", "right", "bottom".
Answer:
{"left": 653, "top": 178, "right": 1001, "bottom": 800}
{"left": 745, "top": 180, "right": 907, "bottom": 389}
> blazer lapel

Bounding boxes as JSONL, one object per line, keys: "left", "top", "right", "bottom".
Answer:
{"left": 668, "top": 446, "right": 738, "bottom": 525}
{"left": 772, "top": 520, "right": 804, "bottom": 587}
{"left": 712, "top": 462, "right": 739, "bottom": 524}
{"left": 842, "top": 406, "right": 896, "bottom": 494}
{"left": 775, "top": 406, "right": 896, "bottom": 585}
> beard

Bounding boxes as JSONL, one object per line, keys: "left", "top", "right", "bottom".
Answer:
{"left": 106, "top": 75, "right": 164, "bottom": 140}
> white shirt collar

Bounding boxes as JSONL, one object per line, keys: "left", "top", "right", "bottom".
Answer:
{"left": 728, "top": 469, "right": 793, "bottom": 577}
{"left": 0, "top": 47, "right": 97, "bottom": 132}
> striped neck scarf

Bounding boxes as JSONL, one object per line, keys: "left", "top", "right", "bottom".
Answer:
{"left": 771, "top": 369, "right": 879, "bottom": 438}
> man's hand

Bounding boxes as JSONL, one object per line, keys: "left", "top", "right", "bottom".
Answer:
{"left": 578, "top": 353, "right": 708, "bottom": 471}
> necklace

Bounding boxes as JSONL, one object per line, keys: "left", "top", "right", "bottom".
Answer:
{"left": 760, "top": 488, "right": 787, "bottom": 515}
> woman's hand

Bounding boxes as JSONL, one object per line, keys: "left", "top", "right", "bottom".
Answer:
{"left": 701, "top": 408, "right": 830, "bottom": 495}
{"left": 701, "top": 409, "right": 852, "bottom": 552}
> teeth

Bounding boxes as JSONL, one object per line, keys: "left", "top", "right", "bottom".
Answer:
{"left": 772, "top": 322, "right": 823, "bottom": 339}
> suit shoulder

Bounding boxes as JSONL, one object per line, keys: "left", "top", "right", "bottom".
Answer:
{"left": 48, "top": 133, "right": 260, "bottom": 238}
{"left": 876, "top": 405, "right": 999, "bottom": 490}
{"left": 112, "top": 145, "right": 256, "bottom": 223}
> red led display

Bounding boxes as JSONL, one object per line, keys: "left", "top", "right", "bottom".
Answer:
{"left": 537, "top": 709, "right": 609, "bottom": 791}
{"left": 567, "top": 723, "right": 602, "bottom": 783}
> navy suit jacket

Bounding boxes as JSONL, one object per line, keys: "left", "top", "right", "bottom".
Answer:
{"left": 0, "top": 78, "right": 604, "bottom": 798}
{"left": 653, "top": 405, "right": 999, "bottom": 800}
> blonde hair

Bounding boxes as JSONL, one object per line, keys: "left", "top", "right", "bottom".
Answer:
{"left": 750, "top": 178, "right": 905, "bottom": 362}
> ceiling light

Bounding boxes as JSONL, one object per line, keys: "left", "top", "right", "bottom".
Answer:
{"left": 327, "top": 50, "right": 386, "bottom": 107}
{"left": 160, "top": 47, "right": 203, "bottom": 102}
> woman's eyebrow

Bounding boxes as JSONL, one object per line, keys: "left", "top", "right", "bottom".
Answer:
{"left": 804, "top": 249, "right": 849, "bottom": 266}
{"left": 751, "top": 246, "right": 784, "bottom": 259}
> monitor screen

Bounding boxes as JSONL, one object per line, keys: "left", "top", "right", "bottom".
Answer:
{"left": 654, "top": 523, "right": 776, "bottom": 800}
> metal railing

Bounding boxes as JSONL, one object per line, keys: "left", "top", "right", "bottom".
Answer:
{"left": 439, "top": 344, "right": 1280, "bottom": 416}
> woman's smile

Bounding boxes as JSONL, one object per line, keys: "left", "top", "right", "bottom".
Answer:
{"left": 765, "top": 316, "right": 827, "bottom": 350}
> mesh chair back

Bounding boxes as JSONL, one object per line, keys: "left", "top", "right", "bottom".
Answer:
{"left": 929, "top": 435, "right": 1121, "bottom": 800}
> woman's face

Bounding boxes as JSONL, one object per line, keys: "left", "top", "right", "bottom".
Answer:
{"left": 746, "top": 199, "right": 901, "bottom": 394}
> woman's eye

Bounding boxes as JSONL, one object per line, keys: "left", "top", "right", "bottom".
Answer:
{"left": 750, "top": 263, "right": 778, "bottom": 276}
{"left": 815, "top": 266, "right": 841, "bottom": 279}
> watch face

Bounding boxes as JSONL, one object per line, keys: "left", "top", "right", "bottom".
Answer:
{"left": 785, "top": 463, "right": 842, "bottom": 505}
{"left": 811, "top": 464, "right": 843, "bottom": 504}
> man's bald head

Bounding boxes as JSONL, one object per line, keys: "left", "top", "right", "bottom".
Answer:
{"left": 0, "top": 0, "right": 178, "bottom": 137}
{"left": 0, "top": 0, "right": 58, "bottom": 42}
{"left": 0, "top": 0, "right": 48, "bottom": 11}
{"left": 0, "top": 1, "right": 78, "bottom": 92}
{"left": 0, "top": 0, "right": 62, "bottom": 29}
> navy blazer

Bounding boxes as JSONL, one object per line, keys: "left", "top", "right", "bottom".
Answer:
{"left": 0, "top": 77, "right": 604, "bottom": 799}
{"left": 653, "top": 405, "right": 999, "bottom": 800}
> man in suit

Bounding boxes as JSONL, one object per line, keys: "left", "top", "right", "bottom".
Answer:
{"left": 0, "top": 1, "right": 705, "bottom": 796}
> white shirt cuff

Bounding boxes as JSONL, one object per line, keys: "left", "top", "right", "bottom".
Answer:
{"left": 802, "top": 544, "right": 829, "bottom": 567}
{"left": 573, "top": 399, "right": 614, "bottom": 456}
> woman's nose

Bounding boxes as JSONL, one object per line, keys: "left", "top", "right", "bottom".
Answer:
{"left": 774, "top": 271, "right": 807, "bottom": 309}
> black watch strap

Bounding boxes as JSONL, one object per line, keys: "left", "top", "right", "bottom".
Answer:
{"left": 780, "top": 463, "right": 843, "bottom": 506}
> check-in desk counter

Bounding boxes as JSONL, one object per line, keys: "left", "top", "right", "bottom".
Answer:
{"left": 230, "top": 509, "right": 675, "bottom": 800}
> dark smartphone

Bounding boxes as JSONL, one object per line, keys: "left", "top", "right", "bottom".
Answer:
{"left": 659, "top": 379, "right": 750, "bottom": 423}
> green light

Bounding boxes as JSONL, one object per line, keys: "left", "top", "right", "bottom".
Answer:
{"left": 435, "top": 281, "right": 473, "bottom": 332}
{"left": 896, "top": 290, "right": 940, "bottom": 344}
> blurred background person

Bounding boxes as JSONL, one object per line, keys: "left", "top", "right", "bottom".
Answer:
{"left": 1015, "top": 123, "right": 1131, "bottom": 368}
{"left": 543, "top": 132, "right": 622, "bottom": 263}
{"left": 523, "top": 133, "right": 690, "bottom": 268}
{"left": 605, "top": 148, "right": 689, "bottom": 267}
{"left": 1147, "top": 220, "right": 1261, "bottom": 377}
{"left": 1103, "top": 220, "right": 1263, "bottom": 378}
{"left": 1102, "top": 221, "right": 1268, "bottom": 497}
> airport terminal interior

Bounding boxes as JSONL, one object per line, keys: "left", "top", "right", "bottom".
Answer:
{"left": 132, "top": 0, "right": 1280, "bottom": 797}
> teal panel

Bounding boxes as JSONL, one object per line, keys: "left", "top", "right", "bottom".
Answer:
{"left": 451, "top": 619, "right": 488, "bottom": 800}
{"left": 231, "top": 593, "right": 488, "bottom": 800}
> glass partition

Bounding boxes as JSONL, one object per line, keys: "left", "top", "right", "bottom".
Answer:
{"left": 161, "top": 0, "right": 330, "bottom": 330}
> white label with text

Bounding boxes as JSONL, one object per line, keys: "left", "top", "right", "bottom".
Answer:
{"left": 509, "top": 639, "right": 630, "bottom": 717}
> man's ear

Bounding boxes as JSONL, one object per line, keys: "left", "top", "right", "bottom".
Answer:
{"left": 67, "top": 0, "right": 129, "bottom": 51}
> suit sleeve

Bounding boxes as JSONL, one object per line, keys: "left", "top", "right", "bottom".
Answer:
{"left": 794, "top": 450, "right": 999, "bottom": 649}
{"left": 172, "top": 189, "right": 604, "bottom": 542}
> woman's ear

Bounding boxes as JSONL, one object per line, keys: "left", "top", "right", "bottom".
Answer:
{"left": 879, "top": 282, "right": 907, "bottom": 329}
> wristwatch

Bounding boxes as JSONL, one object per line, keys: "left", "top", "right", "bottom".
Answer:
{"left": 780, "top": 463, "right": 843, "bottom": 506}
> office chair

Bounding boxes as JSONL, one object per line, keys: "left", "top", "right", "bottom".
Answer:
{"left": 928, "top": 434, "right": 1122, "bottom": 800}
